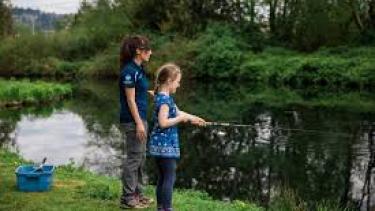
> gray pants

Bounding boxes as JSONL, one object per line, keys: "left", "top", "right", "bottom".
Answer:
{"left": 121, "top": 121, "right": 147, "bottom": 202}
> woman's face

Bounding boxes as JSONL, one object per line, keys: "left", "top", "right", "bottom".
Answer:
{"left": 139, "top": 49, "right": 152, "bottom": 62}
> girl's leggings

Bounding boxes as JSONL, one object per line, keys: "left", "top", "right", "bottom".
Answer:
{"left": 155, "top": 158, "right": 177, "bottom": 210}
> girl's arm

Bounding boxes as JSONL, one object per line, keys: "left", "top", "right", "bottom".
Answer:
{"left": 158, "top": 104, "right": 188, "bottom": 128}
{"left": 125, "top": 88, "right": 147, "bottom": 142}
{"left": 176, "top": 107, "right": 206, "bottom": 126}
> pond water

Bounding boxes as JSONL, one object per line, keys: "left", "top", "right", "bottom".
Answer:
{"left": 1, "top": 79, "right": 374, "bottom": 210}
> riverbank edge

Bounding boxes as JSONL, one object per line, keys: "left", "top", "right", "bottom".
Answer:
{"left": 0, "top": 80, "right": 72, "bottom": 108}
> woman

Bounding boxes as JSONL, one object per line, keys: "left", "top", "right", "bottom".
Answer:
{"left": 119, "top": 35, "right": 153, "bottom": 209}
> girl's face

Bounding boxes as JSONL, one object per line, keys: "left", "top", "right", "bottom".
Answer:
{"left": 139, "top": 49, "right": 152, "bottom": 62}
{"left": 168, "top": 73, "right": 181, "bottom": 94}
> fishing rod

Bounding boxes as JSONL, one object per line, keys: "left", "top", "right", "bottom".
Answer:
{"left": 204, "top": 121, "right": 354, "bottom": 137}
{"left": 205, "top": 122, "right": 255, "bottom": 128}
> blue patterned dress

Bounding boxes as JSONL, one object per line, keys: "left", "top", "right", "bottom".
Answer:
{"left": 148, "top": 93, "right": 180, "bottom": 159}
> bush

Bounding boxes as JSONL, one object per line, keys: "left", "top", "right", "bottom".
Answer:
{"left": 78, "top": 45, "right": 119, "bottom": 77}
{"left": 239, "top": 56, "right": 268, "bottom": 81}
{"left": 0, "top": 35, "right": 54, "bottom": 75}
{"left": 359, "top": 29, "right": 375, "bottom": 45}
{"left": 0, "top": 2, "right": 132, "bottom": 77}
{"left": 56, "top": 60, "right": 82, "bottom": 77}
{"left": 236, "top": 46, "right": 375, "bottom": 88}
{"left": 55, "top": 31, "right": 98, "bottom": 61}
{"left": 149, "top": 36, "right": 196, "bottom": 76}
{"left": 193, "top": 23, "right": 245, "bottom": 78}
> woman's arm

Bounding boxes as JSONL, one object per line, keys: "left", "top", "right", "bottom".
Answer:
{"left": 125, "top": 87, "right": 147, "bottom": 142}
{"left": 158, "top": 104, "right": 187, "bottom": 128}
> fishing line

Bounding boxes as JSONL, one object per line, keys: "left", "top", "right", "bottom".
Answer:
{"left": 204, "top": 121, "right": 356, "bottom": 138}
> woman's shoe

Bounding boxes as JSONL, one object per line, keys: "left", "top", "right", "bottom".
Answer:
{"left": 120, "top": 198, "right": 147, "bottom": 209}
{"left": 137, "top": 194, "right": 154, "bottom": 205}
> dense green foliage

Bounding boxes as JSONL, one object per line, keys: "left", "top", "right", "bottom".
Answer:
{"left": 0, "top": 80, "right": 72, "bottom": 106}
{"left": 0, "top": 0, "right": 374, "bottom": 87}
{"left": 238, "top": 46, "right": 375, "bottom": 88}
{"left": 115, "top": 0, "right": 375, "bottom": 50}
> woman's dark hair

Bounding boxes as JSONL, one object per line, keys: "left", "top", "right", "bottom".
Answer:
{"left": 120, "top": 35, "right": 150, "bottom": 69}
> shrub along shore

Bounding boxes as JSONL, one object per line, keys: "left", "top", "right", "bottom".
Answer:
{"left": 0, "top": 79, "right": 72, "bottom": 107}
{"left": 0, "top": 25, "right": 374, "bottom": 89}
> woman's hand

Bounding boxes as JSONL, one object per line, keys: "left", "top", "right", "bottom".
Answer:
{"left": 189, "top": 116, "right": 206, "bottom": 127}
{"left": 136, "top": 123, "right": 147, "bottom": 142}
{"left": 147, "top": 90, "right": 155, "bottom": 97}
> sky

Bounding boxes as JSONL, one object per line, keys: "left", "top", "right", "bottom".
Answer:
{"left": 10, "top": 0, "right": 82, "bottom": 14}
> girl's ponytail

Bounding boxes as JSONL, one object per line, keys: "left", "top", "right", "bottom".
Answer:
{"left": 154, "top": 80, "right": 160, "bottom": 93}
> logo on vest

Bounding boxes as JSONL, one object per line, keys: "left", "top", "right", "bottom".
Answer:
{"left": 123, "top": 74, "right": 133, "bottom": 85}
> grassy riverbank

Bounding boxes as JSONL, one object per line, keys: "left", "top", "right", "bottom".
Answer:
{"left": 0, "top": 80, "right": 72, "bottom": 107}
{"left": 0, "top": 149, "right": 262, "bottom": 211}
{"left": 0, "top": 149, "right": 352, "bottom": 211}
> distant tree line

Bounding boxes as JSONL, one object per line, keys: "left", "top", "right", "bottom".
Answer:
{"left": 3, "top": 0, "right": 375, "bottom": 50}
{"left": 110, "top": 0, "right": 375, "bottom": 51}
{"left": 12, "top": 8, "right": 66, "bottom": 32}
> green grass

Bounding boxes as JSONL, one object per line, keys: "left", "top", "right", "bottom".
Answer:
{"left": 0, "top": 80, "right": 72, "bottom": 107}
{"left": 0, "top": 149, "right": 262, "bottom": 211}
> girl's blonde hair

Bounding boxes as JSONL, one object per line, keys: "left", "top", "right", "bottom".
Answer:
{"left": 154, "top": 63, "right": 181, "bottom": 92}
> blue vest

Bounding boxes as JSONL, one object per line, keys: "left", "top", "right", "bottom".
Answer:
{"left": 119, "top": 61, "right": 149, "bottom": 123}
{"left": 148, "top": 93, "right": 180, "bottom": 158}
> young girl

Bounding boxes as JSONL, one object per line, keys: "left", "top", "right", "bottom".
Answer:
{"left": 148, "top": 63, "right": 206, "bottom": 211}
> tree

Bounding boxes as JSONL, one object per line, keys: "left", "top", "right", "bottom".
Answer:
{"left": 349, "top": 0, "right": 375, "bottom": 43}
{"left": 262, "top": 0, "right": 355, "bottom": 50}
{"left": 0, "top": 0, "right": 13, "bottom": 37}
{"left": 114, "top": 0, "right": 233, "bottom": 35}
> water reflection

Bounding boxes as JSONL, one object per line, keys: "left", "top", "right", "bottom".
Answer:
{"left": 12, "top": 111, "right": 88, "bottom": 165}
{"left": 0, "top": 118, "right": 16, "bottom": 149}
{"left": 0, "top": 79, "right": 374, "bottom": 210}
{"left": 352, "top": 123, "right": 375, "bottom": 211}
